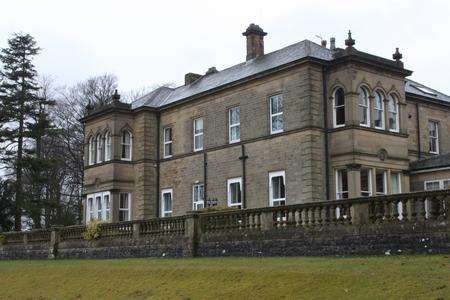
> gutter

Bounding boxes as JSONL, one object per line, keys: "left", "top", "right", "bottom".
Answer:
{"left": 156, "top": 112, "right": 161, "bottom": 217}
{"left": 415, "top": 102, "right": 421, "bottom": 159}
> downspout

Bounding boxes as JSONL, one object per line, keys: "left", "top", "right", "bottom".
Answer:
{"left": 322, "top": 65, "right": 330, "bottom": 200}
{"left": 415, "top": 102, "right": 421, "bottom": 159}
{"left": 156, "top": 112, "right": 161, "bottom": 217}
{"left": 203, "top": 152, "right": 208, "bottom": 206}
{"left": 239, "top": 144, "right": 248, "bottom": 209}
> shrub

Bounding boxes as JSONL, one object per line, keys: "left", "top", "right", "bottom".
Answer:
{"left": 83, "top": 220, "right": 103, "bottom": 241}
{"left": 0, "top": 234, "right": 6, "bottom": 245}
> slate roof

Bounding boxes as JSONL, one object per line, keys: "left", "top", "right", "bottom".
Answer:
{"left": 132, "top": 40, "right": 332, "bottom": 109}
{"left": 131, "top": 39, "right": 450, "bottom": 109}
{"left": 410, "top": 153, "right": 450, "bottom": 171}
{"left": 405, "top": 79, "right": 450, "bottom": 103}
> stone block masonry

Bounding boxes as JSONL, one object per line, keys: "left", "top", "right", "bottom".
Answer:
{"left": 0, "top": 190, "right": 449, "bottom": 259}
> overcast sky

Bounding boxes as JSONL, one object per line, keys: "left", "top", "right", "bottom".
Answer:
{"left": 1, "top": 0, "right": 449, "bottom": 96}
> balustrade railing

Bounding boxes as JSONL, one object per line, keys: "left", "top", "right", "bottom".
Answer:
{"left": 138, "top": 216, "right": 186, "bottom": 236}
{"left": 1, "top": 190, "right": 448, "bottom": 245}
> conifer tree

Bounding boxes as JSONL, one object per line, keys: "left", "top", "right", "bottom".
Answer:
{"left": 0, "top": 33, "right": 41, "bottom": 230}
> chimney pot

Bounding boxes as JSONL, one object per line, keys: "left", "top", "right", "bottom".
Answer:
{"left": 330, "top": 37, "right": 336, "bottom": 50}
{"left": 321, "top": 40, "right": 327, "bottom": 48}
{"left": 242, "top": 23, "right": 267, "bottom": 61}
{"left": 185, "top": 73, "right": 202, "bottom": 85}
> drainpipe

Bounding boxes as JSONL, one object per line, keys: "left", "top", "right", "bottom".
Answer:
{"left": 415, "top": 102, "right": 421, "bottom": 159}
{"left": 156, "top": 112, "right": 161, "bottom": 217}
{"left": 239, "top": 144, "right": 248, "bottom": 208}
{"left": 203, "top": 151, "right": 208, "bottom": 206}
{"left": 322, "top": 65, "right": 331, "bottom": 200}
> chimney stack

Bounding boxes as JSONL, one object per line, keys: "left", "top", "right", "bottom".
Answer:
{"left": 185, "top": 73, "right": 201, "bottom": 85}
{"left": 330, "top": 37, "right": 336, "bottom": 50}
{"left": 242, "top": 23, "right": 267, "bottom": 61}
{"left": 321, "top": 40, "right": 327, "bottom": 48}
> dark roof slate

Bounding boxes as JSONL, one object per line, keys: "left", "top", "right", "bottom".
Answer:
{"left": 405, "top": 79, "right": 450, "bottom": 103}
{"left": 410, "top": 153, "right": 450, "bottom": 171}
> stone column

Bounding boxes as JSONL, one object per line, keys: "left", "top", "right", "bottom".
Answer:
{"left": 346, "top": 163, "right": 361, "bottom": 198}
{"left": 369, "top": 95, "right": 375, "bottom": 128}
{"left": 346, "top": 91, "right": 359, "bottom": 126}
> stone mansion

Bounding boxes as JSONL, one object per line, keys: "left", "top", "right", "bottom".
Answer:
{"left": 82, "top": 24, "right": 450, "bottom": 223}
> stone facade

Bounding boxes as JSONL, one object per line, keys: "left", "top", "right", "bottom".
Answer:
{"left": 81, "top": 25, "right": 450, "bottom": 222}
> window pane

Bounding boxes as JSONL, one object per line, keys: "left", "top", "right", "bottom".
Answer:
{"left": 336, "top": 107, "right": 345, "bottom": 125}
{"left": 164, "top": 143, "right": 172, "bottom": 157}
{"left": 271, "top": 95, "right": 283, "bottom": 114}
{"left": 361, "top": 169, "right": 371, "bottom": 196}
{"left": 425, "top": 181, "right": 440, "bottom": 191}
{"left": 443, "top": 180, "right": 450, "bottom": 189}
{"left": 271, "top": 115, "right": 284, "bottom": 132}
{"left": 272, "top": 176, "right": 285, "bottom": 200}
{"left": 164, "top": 128, "right": 172, "bottom": 142}
{"left": 194, "top": 118, "right": 203, "bottom": 134}
{"left": 335, "top": 89, "right": 345, "bottom": 106}
{"left": 337, "top": 169, "right": 348, "bottom": 199}
{"left": 230, "top": 126, "right": 240, "bottom": 142}
{"left": 230, "top": 182, "right": 241, "bottom": 204}
{"left": 195, "top": 134, "right": 203, "bottom": 150}
{"left": 359, "top": 106, "right": 367, "bottom": 125}
{"left": 391, "top": 173, "right": 400, "bottom": 194}
{"left": 120, "top": 194, "right": 128, "bottom": 209}
{"left": 230, "top": 107, "right": 240, "bottom": 125}
{"left": 376, "top": 170, "right": 386, "bottom": 195}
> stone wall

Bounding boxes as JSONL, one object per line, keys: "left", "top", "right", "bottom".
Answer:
{"left": 1, "top": 190, "right": 449, "bottom": 260}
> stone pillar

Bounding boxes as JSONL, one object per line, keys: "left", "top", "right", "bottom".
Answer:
{"left": 48, "top": 226, "right": 62, "bottom": 259}
{"left": 402, "top": 170, "right": 410, "bottom": 193}
{"left": 260, "top": 210, "right": 273, "bottom": 230}
{"left": 111, "top": 190, "right": 120, "bottom": 223}
{"left": 132, "top": 222, "right": 141, "bottom": 240}
{"left": 346, "top": 91, "right": 359, "bottom": 126}
{"left": 369, "top": 95, "right": 375, "bottom": 128}
{"left": 387, "top": 169, "right": 392, "bottom": 194}
{"left": 346, "top": 163, "right": 361, "bottom": 198}
{"left": 184, "top": 212, "right": 200, "bottom": 257}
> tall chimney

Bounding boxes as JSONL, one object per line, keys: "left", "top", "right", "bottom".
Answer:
{"left": 242, "top": 23, "right": 267, "bottom": 61}
{"left": 330, "top": 37, "right": 336, "bottom": 51}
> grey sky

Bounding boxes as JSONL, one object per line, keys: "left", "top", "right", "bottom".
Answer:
{"left": 1, "top": 0, "right": 449, "bottom": 96}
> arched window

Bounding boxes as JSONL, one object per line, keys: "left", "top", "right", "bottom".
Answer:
{"left": 104, "top": 131, "right": 112, "bottom": 161}
{"left": 388, "top": 94, "right": 399, "bottom": 132}
{"left": 358, "top": 87, "right": 370, "bottom": 127}
{"left": 89, "top": 136, "right": 96, "bottom": 165}
{"left": 333, "top": 88, "right": 345, "bottom": 127}
{"left": 121, "top": 130, "right": 132, "bottom": 160}
{"left": 96, "top": 133, "right": 103, "bottom": 163}
{"left": 374, "top": 91, "right": 385, "bottom": 129}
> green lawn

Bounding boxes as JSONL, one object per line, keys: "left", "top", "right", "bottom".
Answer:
{"left": 0, "top": 256, "right": 449, "bottom": 299}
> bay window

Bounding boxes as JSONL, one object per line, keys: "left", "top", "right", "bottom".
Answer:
{"left": 358, "top": 87, "right": 370, "bottom": 127}
{"left": 333, "top": 88, "right": 345, "bottom": 128}
{"left": 388, "top": 94, "right": 399, "bottom": 132}
{"left": 335, "top": 169, "right": 348, "bottom": 199}
{"left": 121, "top": 130, "right": 132, "bottom": 160}
{"left": 374, "top": 91, "right": 385, "bottom": 129}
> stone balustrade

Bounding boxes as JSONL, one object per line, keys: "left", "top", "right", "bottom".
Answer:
{"left": 1, "top": 189, "right": 449, "bottom": 259}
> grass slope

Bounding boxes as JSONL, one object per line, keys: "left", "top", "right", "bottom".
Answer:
{"left": 0, "top": 255, "right": 449, "bottom": 299}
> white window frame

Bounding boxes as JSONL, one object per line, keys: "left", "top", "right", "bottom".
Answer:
{"left": 96, "top": 133, "right": 103, "bottom": 163}
{"left": 119, "top": 192, "right": 132, "bottom": 222}
{"left": 425, "top": 179, "right": 450, "bottom": 191}
{"left": 428, "top": 120, "right": 439, "bottom": 154}
{"left": 89, "top": 136, "right": 96, "bottom": 165}
{"left": 335, "top": 169, "right": 348, "bottom": 199}
{"left": 358, "top": 87, "right": 370, "bottom": 127}
{"left": 193, "top": 118, "right": 204, "bottom": 152}
{"left": 269, "top": 94, "right": 284, "bottom": 134}
{"left": 192, "top": 184, "right": 205, "bottom": 211}
{"left": 333, "top": 88, "right": 345, "bottom": 128}
{"left": 163, "top": 127, "right": 173, "bottom": 158}
{"left": 104, "top": 131, "right": 112, "bottom": 161}
{"left": 269, "top": 171, "right": 286, "bottom": 207}
{"left": 388, "top": 94, "right": 400, "bottom": 133}
{"left": 161, "top": 188, "right": 173, "bottom": 217}
{"left": 360, "top": 168, "right": 372, "bottom": 197}
{"left": 375, "top": 170, "right": 387, "bottom": 196}
{"left": 374, "top": 91, "right": 385, "bottom": 130}
{"left": 227, "top": 177, "right": 242, "bottom": 208}
{"left": 86, "top": 191, "right": 111, "bottom": 223}
{"left": 229, "top": 107, "right": 240, "bottom": 143}
{"left": 121, "top": 130, "right": 132, "bottom": 161}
